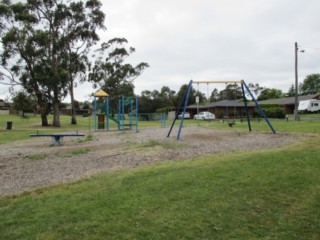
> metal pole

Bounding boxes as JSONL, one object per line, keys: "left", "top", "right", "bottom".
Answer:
{"left": 94, "top": 96, "right": 97, "bottom": 131}
{"left": 242, "top": 80, "right": 276, "bottom": 134}
{"left": 89, "top": 114, "right": 91, "bottom": 134}
{"left": 106, "top": 96, "right": 109, "bottom": 131}
{"left": 122, "top": 96, "right": 125, "bottom": 133}
{"left": 118, "top": 98, "right": 121, "bottom": 130}
{"left": 241, "top": 82, "right": 252, "bottom": 132}
{"left": 130, "top": 97, "right": 133, "bottom": 130}
{"left": 136, "top": 96, "right": 139, "bottom": 132}
{"left": 167, "top": 80, "right": 193, "bottom": 138}
{"left": 177, "top": 82, "right": 193, "bottom": 140}
{"left": 294, "top": 42, "right": 299, "bottom": 121}
{"left": 196, "top": 96, "right": 199, "bottom": 126}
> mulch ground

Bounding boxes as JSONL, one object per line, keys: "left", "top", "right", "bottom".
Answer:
{"left": 0, "top": 126, "right": 301, "bottom": 197}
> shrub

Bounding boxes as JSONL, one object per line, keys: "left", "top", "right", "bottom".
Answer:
{"left": 253, "top": 106, "right": 285, "bottom": 119}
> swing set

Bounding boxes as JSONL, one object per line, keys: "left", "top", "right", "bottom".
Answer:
{"left": 167, "top": 79, "right": 276, "bottom": 140}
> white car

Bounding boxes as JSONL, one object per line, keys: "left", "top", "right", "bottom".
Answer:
{"left": 193, "top": 111, "right": 215, "bottom": 120}
{"left": 178, "top": 112, "right": 191, "bottom": 119}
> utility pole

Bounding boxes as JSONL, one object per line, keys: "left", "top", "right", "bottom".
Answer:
{"left": 294, "top": 42, "right": 299, "bottom": 121}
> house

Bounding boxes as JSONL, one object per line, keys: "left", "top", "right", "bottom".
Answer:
{"left": 175, "top": 94, "right": 320, "bottom": 119}
{"left": 0, "top": 101, "right": 6, "bottom": 109}
{"left": 258, "top": 94, "right": 320, "bottom": 114}
{"left": 185, "top": 100, "right": 255, "bottom": 119}
{"left": 0, "top": 100, "right": 9, "bottom": 115}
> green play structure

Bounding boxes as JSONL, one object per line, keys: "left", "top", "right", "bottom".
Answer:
{"left": 93, "top": 90, "right": 139, "bottom": 132}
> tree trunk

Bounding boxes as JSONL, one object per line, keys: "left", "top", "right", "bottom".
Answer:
{"left": 52, "top": 88, "right": 61, "bottom": 127}
{"left": 52, "top": 100, "right": 61, "bottom": 127}
{"left": 70, "top": 80, "right": 77, "bottom": 125}
{"left": 41, "top": 110, "right": 49, "bottom": 126}
{"left": 38, "top": 97, "right": 49, "bottom": 127}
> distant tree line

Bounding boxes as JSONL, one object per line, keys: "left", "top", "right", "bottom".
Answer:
{"left": 9, "top": 73, "right": 320, "bottom": 116}
{"left": 138, "top": 74, "right": 320, "bottom": 113}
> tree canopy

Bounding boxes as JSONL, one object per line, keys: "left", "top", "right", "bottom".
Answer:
{"left": 257, "top": 88, "right": 284, "bottom": 101}
{"left": 300, "top": 73, "right": 320, "bottom": 95}
{"left": 89, "top": 38, "right": 149, "bottom": 109}
{"left": 218, "top": 84, "right": 242, "bottom": 100}
{"left": 11, "top": 90, "right": 36, "bottom": 117}
{"left": 0, "top": 0, "right": 105, "bottom": 127}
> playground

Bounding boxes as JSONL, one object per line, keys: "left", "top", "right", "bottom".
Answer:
{"left": 0, "top": 125, "right": 302, "bottom": 197}
{"left": 1, "top": 85, "right": 319, "bottom": 238}
{"left": 0, "top": 82, "right": 318, "bottom": 197}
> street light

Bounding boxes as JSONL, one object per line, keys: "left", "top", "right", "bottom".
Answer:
{"left": 294, "top": 42, "right": 304, "bottom": 121}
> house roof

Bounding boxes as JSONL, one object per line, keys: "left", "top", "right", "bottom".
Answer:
{"left": 186, "top": 100, "right": 254, "bottom": 109}
{"left": 186, "top": 104, "right": 207, "bottom": 109}
{"left": 206, "top": 100, "right": 251, "bottom": 107}
{"left": 178, "top": 94, "right": 320, "bottom": 111}
{"left": 258, "top": 94, "right": 320, "bottom": 105}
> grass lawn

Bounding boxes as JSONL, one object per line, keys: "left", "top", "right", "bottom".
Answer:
{"left": 0, "top": 114, "right": 161, "bottom": 144}
{"left": 0, "top": 113, "right": 320, "bottom": 239}
{"left": 1, "top": 113, "right": 320, "bottom": 144}
{"left": 192, "top": 118, "right": 320, "bottom": 134}
{"left": 0, "top": 135, "right": 320, "bottom": 239}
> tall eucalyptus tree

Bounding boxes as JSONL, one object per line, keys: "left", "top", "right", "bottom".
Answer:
{"left": 0, "top": 0, "right": 105, "bottom": 126}
{"left": 89, "top": 38, "right": 149, "bottom": 110}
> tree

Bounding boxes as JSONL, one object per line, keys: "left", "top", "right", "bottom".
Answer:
{"left": 219, "top": 84, "right": 242, "bottom": 100}
{"left": 0, "top": 1, "right": 54, "bottom": 126}
{"left": 62, "top": 0, "right": 105, "bottom": 125}
{"left": 300, "top": 73, "right": 320, "bottom": 95}
{"left": 209, "top": 88, "right": 219, "bottom": 102}
{"left": 139, "top": 86, "right": 176, "bottom": 113}
{"left": 159, "top": 86, "right": 176, "bottom": 107}
{"left": 286, "top": 84, "right": 295, "bottom": 97}
{"left": 89, "top": 38, "right": 149, "bottom": 110}
{"left": 11, "top": 90, "right": 36, "bottom": 117}
{"left": 139, "top": 90, "right": 155, "bottom": 113}
{"left": 247, "top": 83, "right": 263, "bottom": 96}
{"left": 174, "top": 84, "right": 197, "bottom": 107}
{"left": 82, "top": 101, "right": 91, "bottom": 110}
{"left": 0, "top": 0, "right": 105, "bottom": 127}
{"left": 257, "top": 88, "right": 283, "bottom": 101}
{"left": 194, "top": 90, "right": 206, "bottom": 103}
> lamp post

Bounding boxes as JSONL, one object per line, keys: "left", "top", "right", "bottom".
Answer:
{"left": 294, "top": 42, "right": 304, "bottom": 121}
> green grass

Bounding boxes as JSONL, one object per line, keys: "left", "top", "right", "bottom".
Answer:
{"left": 69, "top": 148, "right": 91, "bottom": 156}
{"left": 191, "top": 118, "right": 320, "bottom": 134}
{"left": 1, "top": 137, "right": 320, "bottom": 239}
{"left": 139, "top": 139, "right": 184, "bottom": 149}
{"left": 0, "top": 112, "right": 320, "bottom": 238}
{"left": 0, "top": 114, "right": 163, "bottom": 144}
{"left": 1, "top": 114, "right": 320, "bottom": 144}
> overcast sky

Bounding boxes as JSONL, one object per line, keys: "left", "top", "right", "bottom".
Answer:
{"left": 1, "top": 0, "right": 320, "bottom": 102}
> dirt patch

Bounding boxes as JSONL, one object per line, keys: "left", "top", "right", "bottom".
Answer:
{"left": 0, "top": 126, "right": 302, "bottom": 197}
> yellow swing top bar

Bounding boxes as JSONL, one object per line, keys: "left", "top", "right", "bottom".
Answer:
{"left": 192, "top": 80, "right": 243, "bottom": 84}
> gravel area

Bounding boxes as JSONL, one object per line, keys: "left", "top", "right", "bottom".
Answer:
{"left": 0, "top": 126, "right": 302, "bottom": 197}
